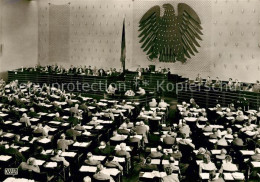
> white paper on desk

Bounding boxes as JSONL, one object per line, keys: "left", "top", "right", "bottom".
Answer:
{"left": 232, "top": 172, "right": 245, "bottom": 180}
{"left": 88, "top": 106, "right": 95, "bottom": 110}
{"left": 45, "top": 149, "right": 53, "bottom": 154}
{"left": 30, "top": 118, "right": 39, "bottom": 122}
{"left": 151, "top": 159, "right": 160, "bottom": 165}
{"left": 19, "top": 147, "right": 30, "bottom": 152}
{"left": 79, "top": 166, "right": 97, "bottom": 172}
{"left": 196, "top": 160, "right": 203, "bottom": 165}
{"left": 47, "top": 113, "right": 55, "bottom": 117}
{"left": 45, "top": 162, "right": 57, "bottom": 168}
{"left": 151, "top": 148, "right": 157, "bottom": 152}
{"left": 4, "top": 121, "right": 12, "bottom": 124}
{"left": 251, "top": 162, "right": 260, "bottom": 168}
{"left": 0, "top": 155, "right": 12, "bottom": 161}
{"left": 142, "top": 172, "right": 154, "bottom": 178}
{"left": 61, "top": 152, "right": 76, "bottom": 157}
{"left": 38, "top": 138, "right": 51, "bottom": 144}
{"left": 209, "top": 139, "right": 218, "bottom": 143}
{"left": 73, "top": 142, "right": 89, "bottom": 147}
{"left": 12, "top": 122, "right": 22, "bottom": 126}
{"left": 113, "top": 156, "right": 125, "bottom": 163}
{"left": 102, "top": 168, "right": 120, "bottom": 176}
{"left": 200, "top": 173, "right": 210, "bottom": 179}
{"left": 4, "top": 133, "right": 14, "bottom": 138}
{"left": 62, "top": 123, "right": 70, "bottom": 126}
{"left": 49, "top": 128, "right": 57, "bottom": 132}
{"left": 62, "top": 116, "right": 69, "bottom": 120}
{"left": 95, "top": 125, "right": 103, "bottom": 130}
{"left": 49, "top": 121, "right": 61, "bottom": 125}
{"left": 71, "top": 99, "right": 78, "bottom": 103}
{"left": 38, "top": 112, "right": 47, "bottom": 116}
{"left": 18, "top": 108, "right": 28, "bottom": 112}
{"left": 163, "top": 149, "right": 173, "bottom": 153}
{"left": 211, "top": 150, "right": 221, "bottom": 155}
{"left": 92, "top": 155, "right": 106, "bottom": 161}
{"left": 34, "top": 159, "right": 45, "bottom": 166}
{"left": 22, "top": 136, "right": 29, "bottom": 141}
{"left": 0, "top": 113, "right": 8, "bottom": 117}
{"left": 224, "top": 173, "right": 234, "bottom": 180}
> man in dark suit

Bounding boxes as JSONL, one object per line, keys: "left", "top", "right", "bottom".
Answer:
{"left": 66, "top": 125, "right": 81, "bottom": 141}
{"left": 149, "top": 145, "right": 163, "bottom": 159}
{"left": 93, "top": 141, "right": 114, "bottom": 156}
{"left": 140, "top": 157, "right": 158, "bottom": 172}
{"left": 232, "top": 133, "right": 244, "bottom": 146}
{"left": 84, "top": 152, "right": 100, "bottom": 166}
{"left": 163, "top": 133, "right": 175, "bottom": 145}
{"left": 209, "top": 128, "right": 218, "bottom": 139}
{"left": 104, "top": 155, "right": 123, "bottom": 171}
{"left": 251, "top": 148, "right": 260, "bottom": 161}
{"left": 117, "top": 123, "right": 130, "bottom": 135}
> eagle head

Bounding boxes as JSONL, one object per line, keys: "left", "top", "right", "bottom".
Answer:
{"left": 162, "top": 4, "right": 174, "bottom": 13}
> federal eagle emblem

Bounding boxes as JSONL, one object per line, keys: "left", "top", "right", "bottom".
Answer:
{"left": 138, "top": 3, "right": 203, "bottom": 63}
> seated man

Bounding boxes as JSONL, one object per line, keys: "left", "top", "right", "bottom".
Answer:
{"left": 216, "top": 148, "right": 227, "bottom": 160}
{"left": 133, "top": 121, "right": 149, "bottom": 143}
{"left": 202, "top": 122, "right": 213, "bottom": 132}
{"left": 232, "top": 133, "right": 244, "bottom": 146}
{"left": 219, "top": 155, "right": 238, "bottom": 172}
{"left": 199, "top": 154, "right": 217, "bottom": 173}
{"left": 28, "top": 107, "right": 40, "bottom": 118}
{"left": 33, "top": 123, "right": 44, "bottom": 135}
{"left": 115, "top": 143, "right": 131, "bottom": 159}
{"left": 236, "top": 111, "right": 245, "bottom": 122}
{"left": 163, "top": 166, "right": 179, "bottom": 182}
{"left": 140, "top": 157, "right": 158, "bottom": 171}
{"left": 19, "top": 113, "right": 31, "bottom": 127}
{"left": 66, "top": 125, "right": 81, "bottom": 141}
{"left": 149, "top": 145, "right": 163, "bottom": 159}
{"left": 179, "top": 121, "right": 191, "bottom": 138}
{"left": 149, "top": 98, "right": 157, "bottom": 108}
{"left": 217, "top": 136, "right": 228, "bottom": 147}
{"left": 93, "top": 164, "right": 115, "bottom": 182}
{"left": 252, "top": 80, "right": 260, "bottom": 92}
{"left": 106, "top": 84, "right": 116, "bottom": 95}
{"left": 51, "top": 149, "right": 69, "bottom": 167}
{"left": 117, "top": 123, "right": 130, "bottom": 135}
{"left": 70, "top": 103, "right": 80, "bottom": 116}
{"left": 251, "top": 148, "right": 260, "bottom": 161}
{"left": 93, "top": 141, "right": 114, "bottom": 156}
{"left": 53, "top": 112, "right": 64, "bottom": 122}
{"left": 124, "top": 89, "right": 135, "bottom": 96}
{"left": 209, "top": 128, "right": 219, "bottom": 139}
{"left": 110, "top": 131, "right": 127, "bottom": 143}
{"left": 84, "top": 152, "right": 100, "bottom": 166}
{"left": 57, "top": 133, "right": 74, "bottom": 152}
{"left": 74, "top": 123, "right": 85, "bottom": 131}
{"left": 195, "top": 147, "right": 207, "bottom": 160}
{"left": 158, "top": 99, "right": 168, "bottom": 108}
{"left": 136, "top": 87, "right": 146, "bottom": 95}
{"left": 19, "top": 157, "right": 40, "bottom": 173}
{"left": 163, "top": 132, "right": 175, "bottom": 145}
{"left": 104, "top": 155, "right": 123, "bottom": 171}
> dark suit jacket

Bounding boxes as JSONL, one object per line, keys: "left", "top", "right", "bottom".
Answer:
{"left": 93, "top": 146, "right": 114, "bottom": 156}
{"left": 232, "top": 138, "right": 244, "bottom": 146}
{"left": 163, "top": 136, "right": 175, "bottom": 145}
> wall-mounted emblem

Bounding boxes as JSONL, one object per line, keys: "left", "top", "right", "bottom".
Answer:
{"left": 139, "top": 3, "right": 203, "bottom": 63}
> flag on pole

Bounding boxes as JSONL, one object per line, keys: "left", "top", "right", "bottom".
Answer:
{"left": 120, "top": 19, "right": 126, "bottom": 73}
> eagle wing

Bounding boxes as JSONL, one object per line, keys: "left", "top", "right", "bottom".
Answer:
{"left": 177, "top": 3, "right": 203, "bottom": 59}
{"left": 138, "top": 6, "right": 160, "bottom": 59}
